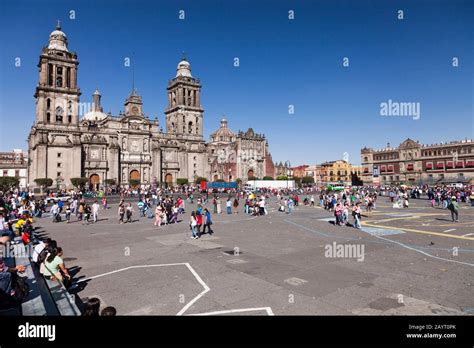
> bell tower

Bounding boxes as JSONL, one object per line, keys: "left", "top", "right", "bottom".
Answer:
{"left": 34, "top": 21, "right": 81, "bottom": 126}
{"left": 165, "top": 54, "right": 203, "bottom": 137}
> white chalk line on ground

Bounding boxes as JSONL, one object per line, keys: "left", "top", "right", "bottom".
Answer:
{"left": 76, "top": 262, "right": 209, "bottom": 315}
{"left": 285, "top": 220, "right": 474, "bottom": 267}
{"left": 190, "top": 307, "right": 274, "bottom": 316}
{"left": 75, "top": 262, "right": 272, "bottom": 315}
{"left": 177, "top": 263, "right": 210, "bottom": 316}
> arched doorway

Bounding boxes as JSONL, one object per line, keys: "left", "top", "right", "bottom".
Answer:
{"left": 130, "top": 170, "right": 140, "bottom": 186}
{"left": 90, "top": 174, "right": 100, "bottom": 191}
{"left": 247, "top": 169, "right": 254, "bottom": 178}
{"left": 213, "top": 174, "right": 219, "bottom": 181}
{"left": 165, "top": 173, "right": 173, "bottom": 187}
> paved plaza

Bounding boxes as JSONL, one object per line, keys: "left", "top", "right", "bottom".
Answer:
{"left": 38, "top": 196, "right": 474, "bottom": 316}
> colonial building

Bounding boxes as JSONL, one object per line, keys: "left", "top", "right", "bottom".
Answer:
{"left": 291, "top": 165, "right": 309, "bottom": 178}
{"left": 361, "top": 138, "right": 474, "bottom": 185}
{"left": 207, "top": 119, "right": 274, "bottom": 181}
{"left": 0, "top": 149, "right": 28, "bottom": 189}
{"left": 27, "top": 23, "right": 273, "bottom": 189}
{"left": 274, "top": 161, "right": 292, "bottom": 177}
{"left": 320, "top": 160, "right": 352, "bottom": 185}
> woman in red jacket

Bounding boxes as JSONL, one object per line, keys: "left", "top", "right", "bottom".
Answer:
{"left": 195, "top": 211, "right": 203, "bottom": 238}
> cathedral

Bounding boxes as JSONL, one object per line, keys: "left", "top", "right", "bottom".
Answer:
{"left": 27, "top": 23, "right": 274, "bottom": 189}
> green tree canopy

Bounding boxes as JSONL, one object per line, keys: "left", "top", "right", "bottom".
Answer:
{"left": 129, "top": 179, "right": 141, "bottom": 187}
{"left": 276, "top": 175, "right": 288, "bottom": 180}
{"left": 70, "top": 177, "right": 89, "bottom": 188}
{"left": 177, "top": 178, "right": 189, "bottom": 185}
{"left": 34, "top": 178, "right": 53, "bottom": 188}
{"left": 302, "top": 176, "right": 315, "bottom": 184}
{"left": 0, "top": 177, "right": 20, "bottom": 192}
{"left": 263, "top": 176, "right": 274, "bottom": 180}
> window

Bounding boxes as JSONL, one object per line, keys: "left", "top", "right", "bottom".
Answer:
{"left": 57, "top": 152, "right": 62, "bottom": 158}
{"left": 188, "top": 121, "right": 193, "bottom": 134}
{"left": 57, "top": 163, "right": 62, "bottom": 168}
{"left": 48, "top": 64, "right": 53, "bottom": 86}
{"left": 47, "top": 98, "right": 51, "bottom": 109}
{"left": 66, "top": 67, "right": 71, "bottom": 88}
{"left": 57, "top": 172, "right": 62, "bottom": 177}
{"left": 15, "top": 170, "right": 20, "bottom": 177}
{"left": 3, "top": 170, "right": 8, "bottom": 176}
{"left": 55, "top": 106, "right": 63, "bottom": 123}
{"left": 46, "top": 112, "right": 51, "bottom": 123}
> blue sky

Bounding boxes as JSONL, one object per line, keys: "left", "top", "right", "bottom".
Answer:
{"left": 0, "top": 0, "right": 472, "bottom": 165}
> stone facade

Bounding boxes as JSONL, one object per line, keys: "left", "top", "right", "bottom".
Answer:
{"left": 27, "top": 24, "right": 274, "bottom": 189}
{"left": 207, "top": 119, "right": 275, "bottom": 181}
{"left": 0, "top": 150, "right": 28, "bottom": 189}
{"left": 361, "top": 138, "right": 474, "bottom": 185}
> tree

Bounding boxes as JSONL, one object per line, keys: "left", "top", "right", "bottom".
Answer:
{"left": 235, "top": 178, "right": 242, "bottom": 184}
{"left": 263, "top": 176, "right": 273, "bottom": 180}
{"left": 177, "top": 178, "right": 189, "bottom": 185}
{"left": 276, "top": 175, "right": 288, "bottom": 180}
{"left": 294, "top": 177, "right": 302, "bottom": 186}
{"left": 302, "top": 176, "right": 315, "bottom": 184}
{"left": 0, "top": 177, "right": 20, "bottom": 192}
{"left": 34, "top": 178, "right": 53, "bottom": 188}
{"left": 129, "top": 179, "right": 141, "bottom": 187}
{"left": 248, "top": 176, "right": 258, "bottom": 181}
{"left": 71, "top": 177, "right": 89, "bottom": 188}
{"left": 104, "top": 179, "right": 116, "bottom": 186}
{"left": 194, "top": 177, "right": 207, "bottom": 184}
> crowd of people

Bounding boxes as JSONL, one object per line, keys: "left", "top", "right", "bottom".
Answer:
{"left": 0, "top": 181, "right": 472, "bottom": 314}
{"left": 0, "top": 189, "right": 117, "bottom": 314}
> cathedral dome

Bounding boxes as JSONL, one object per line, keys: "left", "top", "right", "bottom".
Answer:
{"left": 210, "top": 117, "right": 235, "bottom": 142}
{"left": 83, "top": 110, "right": 108, "bottom": 121}
{"left": 48, "top": 22, "right": 69, "bottom": 52}
{"left": 176, "top": 58, "right": 192, "bottom": 77}
{"left": 83, "top": 89, "right": 108, "bottom": 121}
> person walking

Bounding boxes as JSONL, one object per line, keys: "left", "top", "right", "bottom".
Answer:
{"left": 92, "top": 200, "right": 100, "bottom": 223}
{"left": 213, "top": 196, "right": 218, "bottom": 214}
{"left": 51, "top": 203, "right": 60, "bottom": 223}
{"left": 154, "top": 205, "right": 162, "bottom": 226}
{"left": 448, "top": 197, "right": 459, "bottom": 222}
{"left": 233, "top": 197, "right": 239, "bottom": 214}
{"left": 125, "top": 203, "right": 133, "bottom": 223}
{"left": 195, "top": 211, "right": 203, "bottom": 237}
{"left": 189, "top": 211, "right": 198, "bottom": 239}
{"left": 353, "top": 203, "right": 362, "bottom": 229}
{"left": 202, "top": 208, "right": 213, "bottom": 235}
{"left": 78, "top": 202, "right": 84, "bottom": 221}
{"left": 65, "top": 204, "right": 71, "bottom": 223}
{"left": 226, "top": 198, "right": 232, "bottom": 214}
{"left": 288, "top": 197, "right": 295, "bottom": 214}
{"left": 118, "top": 204, "right": 125, "bottom": 224}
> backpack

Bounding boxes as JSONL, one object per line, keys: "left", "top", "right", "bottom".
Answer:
{"left": 11, "top": 274, "right": 29, "bottom": 303}
{"left": 37, "top": 248, "right": 49, "bottom": 264}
